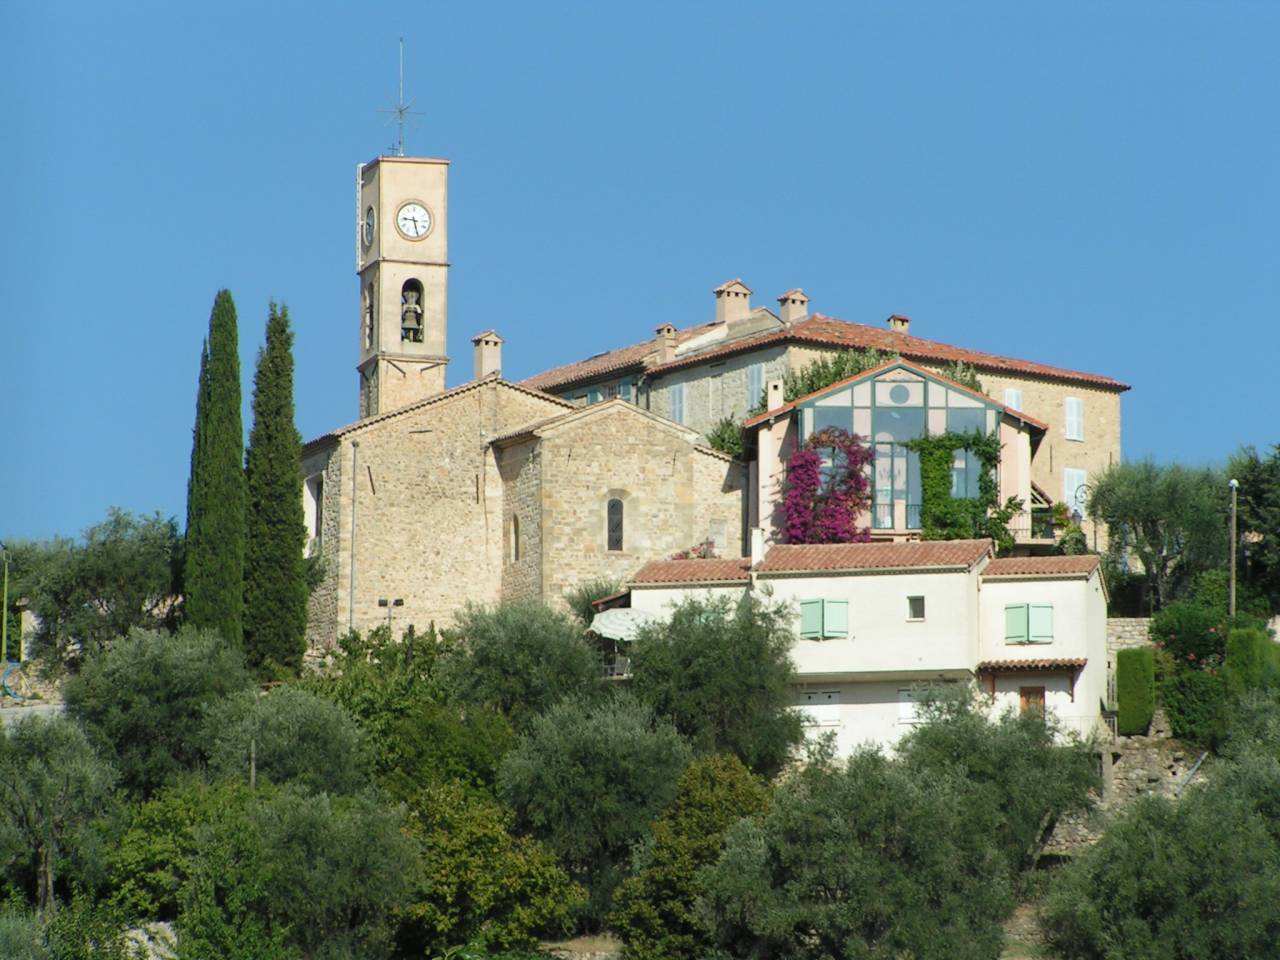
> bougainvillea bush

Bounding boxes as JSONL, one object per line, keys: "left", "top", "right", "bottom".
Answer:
{"left": 780, "top": 428, "right": 874, "bottom": 544}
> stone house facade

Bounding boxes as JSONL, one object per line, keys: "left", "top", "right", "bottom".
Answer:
{"left": 523, "top": 280, "right": 1128, "bottom": 546}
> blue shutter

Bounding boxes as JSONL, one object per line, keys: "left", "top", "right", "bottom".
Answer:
{"left": 1029, "top": 604, "right": 1054, "bottom": 642}
{"left": 1004, "top": 604, "right": 1029, "bottom": 643}
{"left": 799, "top": 600, "right": 823, "bottom": 639}
{"left": 823, "top": 600, "right": 849, "bottom": 638}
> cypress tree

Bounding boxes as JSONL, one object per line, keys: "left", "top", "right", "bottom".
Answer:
{"left": 184, "top": 290, "right": 246, "bottom": 646}
{"left": 243, "top": 302, "right": 308, "bottom": 672}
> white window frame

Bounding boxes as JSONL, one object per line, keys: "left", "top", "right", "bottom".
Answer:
{"left": 670, "top": 382, "right": 685, "bottom": 424}
{"left": 1003, "top": 387, "right": 1023, "bottom": 411}
{"left": 1064, "top": 396, "right": 1084, "bottom": 441}
{"left": 799, "top": 689, "right": 841, "bottom": 727}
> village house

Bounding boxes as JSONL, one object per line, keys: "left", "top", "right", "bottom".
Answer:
{"left": 602, "top": 542, "right": 1111, "bottom": 756}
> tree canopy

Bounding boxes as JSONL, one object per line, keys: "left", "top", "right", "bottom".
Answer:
{"left": 1228, "top": 443, "right": 1280, "bottom": 612}
{"left": 1088, "top": 459, "right": 1229, "bottom": 609}
{"left": 243, "top": 302, "right": 308, "bottom": 674}
{"left": 184, "top": 289, "right": 247, "bottom": 647}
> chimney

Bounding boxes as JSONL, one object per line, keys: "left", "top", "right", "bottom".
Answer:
{"left": 766, "top": 378, "right": 784, "bottom": 412}
{"left": 654, "top": 322, "right": 677, "bottom": 364}
{"left": 777, "top": 288, "right": 809, "bottom": 326}
{"left": 713, "top": 278, "right": 752, "bottom": 325}
{"left": 472, "top": 330, "right": 504, "bottom": 379}
{"left": 888, "top": 314, "right": 911, "bottom": 335}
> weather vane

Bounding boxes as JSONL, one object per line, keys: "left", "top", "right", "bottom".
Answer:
{"left": 380, "top": 37, "right": 420, "bottom": 156}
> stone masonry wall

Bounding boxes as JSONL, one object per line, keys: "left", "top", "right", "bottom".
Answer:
{"left": 536, "top": 405, "right": 746, "bottom": 606}
{"left": 1107, "top": 617, "right": 1153, "bottom": 658}
{"left": 303, "top": 381, "right": 568, "bottom": 650}
{"left": 497, "top": 438, "right": 543, "bottom": 603}
{"left": 303, "top": 444, "right": 344, "bottom": 650}
{"left": 645, "top": 346, "right": 789, "bottom": 440}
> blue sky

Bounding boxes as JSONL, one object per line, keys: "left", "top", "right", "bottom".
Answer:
{"left": 3, "top": 1, "right": 1277, "bottom": 541}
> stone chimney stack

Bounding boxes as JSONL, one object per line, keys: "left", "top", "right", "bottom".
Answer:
{"left": 713, "top": 278, "right": 752, "bottom": 325}
{"left": 767, "top": 378, "right": 785, "bottom": 412}
{"left": 654, "top": 322, "right": 677, "bottom": 364}
{"left": 472, "top": 330, "right": 504, "bottom": 379}
{"left": 777, "top": 288, "right": 810, "bottom": 326}
{"left": 888, "top": 314, "right": 911, "bottom": 335}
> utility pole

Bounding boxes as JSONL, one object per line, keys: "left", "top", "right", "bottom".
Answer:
{"left": 1229, "top": 478, "right": 1239, "bottom": 617}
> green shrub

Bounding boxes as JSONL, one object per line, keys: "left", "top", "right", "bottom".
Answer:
{"left": 895, "top": 685, "right": 1098, "bottom": 882}
{"left": 203, "top": 686, "right": 371, "bottom": 795}
{"left": 397, "top": 782, "right": 581, "bottom": 955}
{"left": 563, "top": 578, "right": 623, "bottom": 627}
{"left": 1223, "top": 627, "right": 1280, "bottom": 698}
{"left": 1042, "top": 751, "right": 1280, "bottom": 959}
{"left": 1116, "top": 648, "right": 1155, "bottom": 735}
{"left": 700, "top": 749, "right": 1015, "bottom": 960}
{"left": 499, "top": 693, "right": 693, "bottom": 928}
{"left": 64, "top": 626, "right": 253, "bottom": 798}
{"left": 1149, "top": 600, "right": 1224, "bottom": 666}
{"left": 702, "top": 417, "right": 744, "bottom": 459}
{"left": 0, "top": 909, "right": 46, "bottom": 960}
{"left": 610, "top": 755, "right": 769, "bottom": 960}
{"left": 446, "top": 601, "right": 604, "bottom": 730}
{"left": 1161, "top": 668, "right": 1229, "bottom": 747}
{"left": 629, "top": 596, "right": 803, "bottom": 778}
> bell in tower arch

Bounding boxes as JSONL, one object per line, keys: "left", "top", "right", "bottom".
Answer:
{"left": 400, "top": 280, "right": 425, "bottom": 343}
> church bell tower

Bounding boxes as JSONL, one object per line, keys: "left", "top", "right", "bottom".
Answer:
{"left": 355, "top": 156, "right": 449, "bottom": 417}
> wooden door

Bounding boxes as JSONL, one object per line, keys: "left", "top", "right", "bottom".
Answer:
{"left": 1019, "top": 686, "right": 1046, "bottom": 715}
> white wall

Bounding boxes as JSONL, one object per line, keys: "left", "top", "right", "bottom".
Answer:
{"left": 796, "top": 680, "right": 931, "bottom": 755}
{"left": 629, "top": 584, "right": 750, "bottom": 615}
{"left": 978, "top": 571, "right": 1109, "bottom": 739}
{"left": 762, "top": 568, "right": 980, "bottom": 678}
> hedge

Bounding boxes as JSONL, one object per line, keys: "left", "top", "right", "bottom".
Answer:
{"left": 1223, "top": 627, "right": 1280, "bottom": 697}
{"left": 1116, "top": 648, "right": 1155, "bottom": 736}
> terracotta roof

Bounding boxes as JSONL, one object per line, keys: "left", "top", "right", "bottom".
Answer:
{"left": 522, "top": 310, "right": 1129, "bottom": 395}
{"left": 303, "top": 374, "right": 572, "bottom": 450}
{"left": 983, "top": 556, "right": 1102, "bottom": 578}
{"left": 758, "top": 539, "right": 992, "bottom": 574}
{"left": 976, "top": 658, "right": 1088, "bottom": 673}
{"left": 778, "top": 288, "right": 809, "bottom": 300}
{"left": 714, "top": 278, "right": 752, "bottom": 293}
{"left": 631, "top": 558, "right": 752, "bottom": 585}
{"left": 741, "top": 358, "right": 1049, "bottom": 432}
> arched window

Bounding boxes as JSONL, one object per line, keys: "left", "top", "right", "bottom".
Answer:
{"left": 400, "top": 279, "right": 425, "bottom": 342}
{"left": 607, "top": 498, "right": 624, "bottom": 552}
{"left": 509, "top": 515, "right": 520, "bottom": 563}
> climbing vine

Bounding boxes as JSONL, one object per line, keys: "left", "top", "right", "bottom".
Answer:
{"left": 780, "top": 428, "right": 875, "bottom": 544}
{"left": 903, "top": 430, "right": 1023, "bottom": 553}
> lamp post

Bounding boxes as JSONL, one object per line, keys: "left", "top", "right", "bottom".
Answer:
{"left": 377, "top": 597, "right": 404, "bottom": 632}
{"left": 0, "top": 541, "right": 8, "bottom": 664}
{"left": 1229, "top": 478, "right": 1239, "bottom": 618}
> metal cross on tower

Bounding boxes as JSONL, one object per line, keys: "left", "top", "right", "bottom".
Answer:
{"left": 380, "top": 37, "right": 419, "bottom": 156}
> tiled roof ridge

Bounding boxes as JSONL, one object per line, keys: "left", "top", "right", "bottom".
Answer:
{"left": 976, "top": 657, "right": 1088, "bottom": 672}
{"left": 523, "top": 311, "right": 1128, "bottom": 394}
{"left": 982, "top": 555, "right": 1102, "bottom": 577}
{"left": 631, "top": 557, "right": 753, "bottom": 584}
{"left": 758, "top": 539, "right": 993, "bottom": 574}
{"left": 303, "top": 375, "right": 573, "bottom": 450}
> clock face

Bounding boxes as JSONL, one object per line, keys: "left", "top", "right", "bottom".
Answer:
{"left": 362, "top": 206, "right": 375, "bottom": 247}
{"left": 396, "top": 202, "right": 432, "bottom": 240}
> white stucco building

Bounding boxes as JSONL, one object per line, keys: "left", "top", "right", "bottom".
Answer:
{"left": 611, "top": 540, "right": 1109, "bottom": 756}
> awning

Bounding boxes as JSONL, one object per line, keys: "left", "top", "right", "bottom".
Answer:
{"left": 589, "top": 608, "right": 661, "bottom": 643}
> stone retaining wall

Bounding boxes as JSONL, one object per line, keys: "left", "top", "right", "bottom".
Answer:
{"left": 1106, "top": 617, "right": 1151, "bottom": 658}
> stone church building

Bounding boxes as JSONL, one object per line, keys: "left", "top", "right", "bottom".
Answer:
{"left": 302, "top": 152, "right": 1127, "bottom": 650}
{"left": 302, "top": 155, "right": 743, "bottom": 649}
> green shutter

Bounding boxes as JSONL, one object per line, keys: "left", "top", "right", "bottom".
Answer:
{"left": 1004, "top": 604, "right": 1029, "bottom": 643}
{"left": 824, "top": 600, "right": 849, "bottom": 638}
{"left": 800, "top": 600, "right": 823, "bottom": 639}
{"left": 1029, "top": 604, "right": 1054, "bottom": 642}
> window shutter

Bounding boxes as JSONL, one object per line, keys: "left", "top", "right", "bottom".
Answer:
{"left": 823, "top": 600, "right": 849, "bottom": 638}
{"left": 799, "top": 600, "right": 824, "bottom": 639}
{"left": 1004, "top": 604, "right": 1029, "bottom": 643}
{"left": 1065, "top": 397, "right": 1084, "bottom": 440}
{"left": 670, "top": 383, "right": 684, "bottom": 424}
{"left": 619, "top": 377, "right": 633, "bottom": 402}
{"left": 1004, "top": 387, "right": 1023, "bottom": 411}
{"left": 1029, "top": 603, "right": 1054, "bottom": 642}
{"left": 588, "top": 386, "right": 601, "bottom": 404}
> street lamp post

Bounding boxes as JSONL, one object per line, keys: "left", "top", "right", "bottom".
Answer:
{"left": 1229, "top": 479, "right": 1239, "bottom": 618}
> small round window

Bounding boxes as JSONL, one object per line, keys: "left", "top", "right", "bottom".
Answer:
{"left": 889, "top": 384, "right": 910, "bottom": 404}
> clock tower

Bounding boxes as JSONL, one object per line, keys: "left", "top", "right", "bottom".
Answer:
{"left": 355, "top": 156, "right": 449, "bottom": 417}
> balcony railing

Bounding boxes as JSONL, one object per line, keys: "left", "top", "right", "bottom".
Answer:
{"left": 1007, "top": 509, "right": 1058, "bottom": 543}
